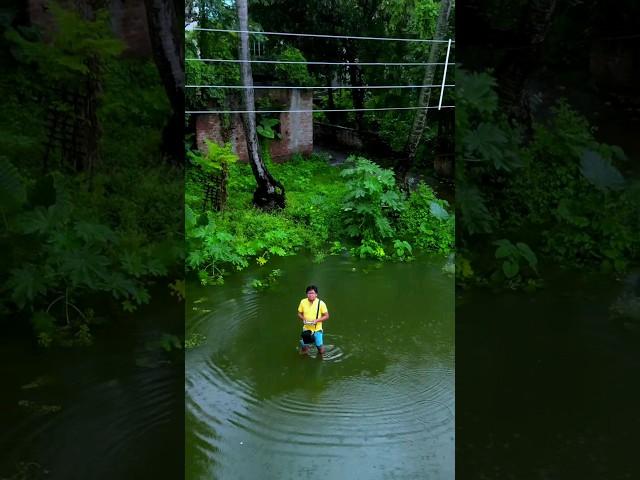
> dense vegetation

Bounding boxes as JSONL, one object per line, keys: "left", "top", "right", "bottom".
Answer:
{"left": 186, "top": 147, "right": 454, "bottom": 286}
{"left": 186, "top": 0, "right": 454, "bottom": 172}
{"left": 456, "top": 0, "right": 640, "bottom": 290}
{"left": 185, "top": 0, "right": 455, "bottom": 286}
{"left": 0, "top": 5, "right": 183, "bottom": 346}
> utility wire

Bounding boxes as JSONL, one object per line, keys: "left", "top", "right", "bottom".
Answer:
{"left": 192, "top": 27, "right": 455, "bottom": 44}
{"left": 186, "top": 58, "right": 454, "bottom": 66}
{"left": 186, "top": 106, "right": 454, "bottom": 114}
{"left": 186, "top": 84, "right": 454, "bottom": 89}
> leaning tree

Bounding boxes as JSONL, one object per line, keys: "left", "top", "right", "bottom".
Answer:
{"left": 235, "top": 0, "right": 285, "bottom": 209}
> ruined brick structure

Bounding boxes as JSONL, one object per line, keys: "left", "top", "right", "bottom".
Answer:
{"left": 27, "top": 0, "right": 152, "bottom": 57}
{"left": 195, "top": 89, "right": 314, "bottom": 162}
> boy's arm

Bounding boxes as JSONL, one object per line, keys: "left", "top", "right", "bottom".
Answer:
{"left": 315, "top": 311, "right": 329, "bottom": 324}
{"left": 298, "top": 311, "right": 306, "bottom": 322}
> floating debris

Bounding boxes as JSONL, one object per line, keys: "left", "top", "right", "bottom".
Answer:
{"left": 18, "top": 400, "right": 62, "bottom": 414}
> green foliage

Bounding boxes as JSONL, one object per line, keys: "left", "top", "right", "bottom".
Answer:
{"left": 185, "top": 28, "right": 239, "bottom": 109}
{"left": 251, "top": 268, "right": 282, "bottom": 290}
{"left": 393, "top": 239, "right": 413, "bottom": 260}
{"left": 580, "top": 150, "right": 625, "bottom": 192}
{"left": 351, "top": 239, "right": 386, "bottom": 259}
{"left": 188, "top": 140, "right": 237, "bottom": 174}
{"left": 329, "top": 240, "right": 345, "bottom": 255}
{"left": 0, "top": 6, "right": 183, "bottom": 346}
{"left": 272, "top": 46, "right": 314, "bottom": 86}
{"left": 186, "top": 152, "right": 453, "bottom": 284}
{"left": 185, "top": 332, "right": 207, "bottom": 349}
{"left": 340, "top": 157, "right": 402, "bottom": 241}
{"left": 398, "top": 183, "right": 454, "bottom": 253}
{"left": 100, "top": 59, "right": 170, "bottom": 163}
{"left": 187, "top": 141, "right": 236, "bottom": 212}
{"left": 256, "top": 118, "right": 281, "bottom": 139}
{"left": 186, "top": 211, "right": 248, "bottom": 285}
{"left": 493, "top": 239, "right": 538, "bottom": 279}
{"left": 169, "top": 279, "right": 186, "bottom": 301}
{"left": 6, "top": 3, "right": 123, "bottom": 83}
{"left": 457, "top": 69, "right": 524, "bottom": 235}
{"left": 457, "top": 67, "right": 640, "bottom": 287}
{"left": 4, "top": 174, "right": 167, "bottom": 316}
{"left": 512, "top": 102, "right": 639, "bottom": 271}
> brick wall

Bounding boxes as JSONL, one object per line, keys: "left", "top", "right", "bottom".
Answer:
{"left": 195, "top": 113, "right": 248, "bottom": 161}
{"left": 195, "top": 89, "right": 314, "bottom": 162}
{"left": 27, "top": 0, "right": 152, "bottom": 57}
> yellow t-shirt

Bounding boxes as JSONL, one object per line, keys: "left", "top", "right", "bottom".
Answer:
{"left": 298, "top": 298, "right": 328, "bottom": 332}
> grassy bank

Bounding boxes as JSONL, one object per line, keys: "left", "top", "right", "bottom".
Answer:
{"left": 186, "top": 150, "right": 454, "bottom": 286}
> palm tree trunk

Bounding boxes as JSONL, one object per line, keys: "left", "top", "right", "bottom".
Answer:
{"left": 497, "top": 0, "right": 557, "bottom": 128}
{"left": 400, "top": 0, "right": 453, "bottom": 185}
{"left": 236, "top": 0, "right": 285, "bottom": 209}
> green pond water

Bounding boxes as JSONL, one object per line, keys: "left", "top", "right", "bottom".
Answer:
{"left": 186, "top": 254, "right": 455, "bottom": 480}
{"left": 0, "top": 290, "right": 184, "bottom": 480}
{"left": 456, "top": 271, "right": 640, "bottom": 479}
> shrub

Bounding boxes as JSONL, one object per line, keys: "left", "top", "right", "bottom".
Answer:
{"left": 398, "top": 183, "right": 454, "bottom": 254}
{"left": 339, "top": 156, "right": 402, "bottom": 241}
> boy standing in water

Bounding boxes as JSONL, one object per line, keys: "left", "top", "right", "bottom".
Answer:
{"left": 298, "top": 285, "right": 329, "bottom": 355}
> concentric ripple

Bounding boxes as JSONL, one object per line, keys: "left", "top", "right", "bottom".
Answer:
{"left": 186, "top": 255, "right": 454, "bottom": 479}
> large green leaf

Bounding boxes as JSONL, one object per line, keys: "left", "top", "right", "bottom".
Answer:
{"left": 580, "top": 150, "right": 625, "bottom": 191}
{"left": 458, "top": 185, "right": 493, "bottom": 234}
{"left": 7, "top": 264, "right": 50, "bottom": 308}
{"left": 59, "top": 249, "right": 111, "bottom": 289}
{"left": 494, "top": 239, "right": 516, "bottom": 259}
{"left": 516, "top": 242, "right": 538, "bottom": 271}
{"left": 429, "top": 201, "right": 450, "bottom": 220}
{"left": 502, "top": 260, "right": 519, "bottom": 278}
{"left": 17, "top": 207, "right": 56, "bottom": 235}
{"left": 74, "top": 221, "right": 117, "bottom": 243}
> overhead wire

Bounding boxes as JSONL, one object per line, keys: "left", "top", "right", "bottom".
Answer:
{"left": 192, "top": 27, "right": 455, "bottom": 44}
{"left": 186, "top": 58, "right": 453, "bottom": 66}
{"left": 186, "top": 84, "right": 454, "bottom": 89}
{"left": 186, "top": 26, "right": 455, "bottom": 113}
{"left": 185, "top": 106, "right": 455, "bottom": 114}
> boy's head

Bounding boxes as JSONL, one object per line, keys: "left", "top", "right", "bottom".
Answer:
{"left": 306, "top": 285, "right": 318, "bottom": 301}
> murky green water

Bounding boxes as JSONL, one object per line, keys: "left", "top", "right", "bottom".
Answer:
{"left": 186, "top": 254, "right": 455, "bottom": 480}
{"left": 0, "top": 291, "right": 184, "bottom": 480}
{"left": 456, "top": 271, "right": 640, "bottom": 479}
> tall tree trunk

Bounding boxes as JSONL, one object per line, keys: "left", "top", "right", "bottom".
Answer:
{"left": 399, "top": 0, "right": 453, "bottom": 186}
{"left": 349, "top": 64, "right": 365, "bottom": 130}
{"left": 345, "top": 42, "right": 365, "bottom": 130}
{"left": 236, "top": 0, "right": 285, "bottom": 209}
{"left": 497, "top": 0, "right": 557, "bottom": 128}
{"left": 144, "top": 0, "right": 184, "bottom": 164}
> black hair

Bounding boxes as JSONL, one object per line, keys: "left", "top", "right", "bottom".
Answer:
{"left": 306, "top": 285, "right": 318, "bottom": 294}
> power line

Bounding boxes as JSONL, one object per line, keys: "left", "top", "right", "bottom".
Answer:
{"left": 186, "top": 84, "right": 454, "bottom": 89}
{"left": 186, "top": 58, "right": 454, "bottom": 66}
{"left": 186, "top": 106, "right": 454, "bottom": 114}
{"left": 192, "top": 27, "right": 455, "bottom": 44}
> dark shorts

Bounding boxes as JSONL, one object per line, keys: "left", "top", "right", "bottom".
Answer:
{"left": 300, "top": 330, "right": 323, "bottom": 347}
